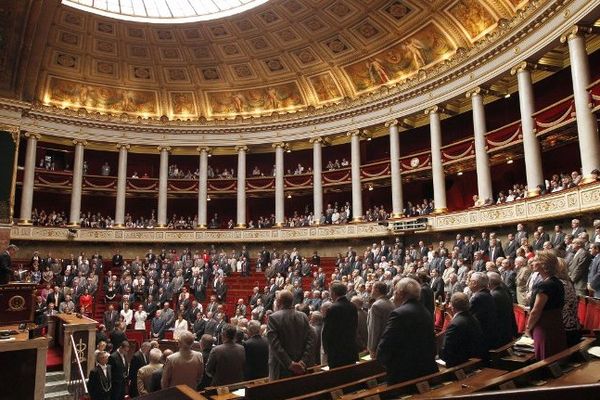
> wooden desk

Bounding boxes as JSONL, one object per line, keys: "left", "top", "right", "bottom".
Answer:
{"left": 543, "top": 360, "right": 600, "bottom": 387}
{"left": 54, "top": 313, "right": 97, "bottom": 381}
{"left": 0, "top": 325, "right": 48, "bottom": 400}
{"left": 412, "top": 368, "right": 507, "bottom": 398}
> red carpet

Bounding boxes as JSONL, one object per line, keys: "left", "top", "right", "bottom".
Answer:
{"left": 46, "top": 346, "right": 63, "bottom": 372}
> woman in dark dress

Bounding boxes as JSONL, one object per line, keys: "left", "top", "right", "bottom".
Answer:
{"left": 525, "top": 251, "right": 567, "bottom": 360}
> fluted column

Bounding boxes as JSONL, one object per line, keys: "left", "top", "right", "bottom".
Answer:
{"left": 348, "top": 130, "right": 363, "bottom": 221}
{"left": 197, "top": 147, "right": 209, "bottom": 228}
{"left": 157, "top": 146, "right": 170, "bottom": 228}
{"left": 273, "top": 143, "right": 285, "bottom": 226}
{"left": 512, "top": 63, "right": 544, "bottom": 196}
{"left": 386, "top": 119, "right": 404, "bottom": 218}
{"left": 310, "top": 137, "right": 324, "bottom": 224}
{"left": 425, "top": 107, "right": 447, "bottom": 212}
{"left": 69, "top": 140, "right": 86, "bottom": 226}
{"left": 114, "top": 143, "right": 129, "bottom": 227}
{"left": 19, "top": 132, "right": 40, "bottom": 224}
{"left": 467, "top": 88, "right": 493, "bottom": 202}
{"left": 561, "top": 27, "right": 600, "bottom": 182}
{"left": 236, "top": 145, "right": 248, "bottom": 228}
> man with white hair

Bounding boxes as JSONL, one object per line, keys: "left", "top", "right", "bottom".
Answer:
{"left": 468, "top": 272, "right": 499, "bottom": 352}
{"left": 377, "top": 278, "right": 437, "bottom": 384}
{"left": 161, "top": 331, "right": 204, "bottom": 389}
{"left": 137, "top": 348, "right": 163, "bottom": 395}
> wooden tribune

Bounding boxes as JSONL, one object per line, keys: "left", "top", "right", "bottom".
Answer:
{"left": 0, "top": 282, "right": 37, "bottom": 324}
{"left": 54, "top": 313, "right": 97, "bottom": 381}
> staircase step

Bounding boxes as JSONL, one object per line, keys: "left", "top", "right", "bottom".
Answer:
{"left": 44, "top": 389, "right": 73, "bottom": 400}
{"left": 46, "top": 371, "right": 66, "bottom": 382}
{"left": 45, "top": 380, "right": 68, "bottom": 394}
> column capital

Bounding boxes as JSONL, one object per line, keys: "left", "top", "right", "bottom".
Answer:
{"left": 116, "top": 143, "right": 130, "bottom": 150}
{"left": 235, "top": 145, "right": 249, "bottom": 153}
{"left": 385, "top": 119, "right": 399, "bottom": 128}
{"left": 347, "top": 129, "right": 365, "bottom": 138}
{"left": 309, "top": 136, "right": 329, "bottom": 145}
{"left": 196, "top": 146, "right": 211, "bottom": 154}
{"left": 24, "top": 132, "right": 41, "bottom": 140}
{"left": 272, "top": 142, "right": 287, "bottom": 149}
{"left": 560, "top": 25, "right": 597, "bottom": 43}
{"left": 510, "top": 61, "right": 537, "bottom": 75}
{"left": 157, "top": 145, "right": 171, "bottom": 153}
{"left": 465, "top": 87, "right": 487, "bottom": 98}
{"left": 424, "top": 105, "right": 441, "bottom": 115}
{"left": 72, "top": 139, "right": 87, "bottom": 147}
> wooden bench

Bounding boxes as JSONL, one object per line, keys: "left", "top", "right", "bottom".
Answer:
{"left": 455, "top": 337, "right": 596, "bottom": 395}
{"left": 489, "top": 339, "right": 535, "bottom": 371}
{"left": 242, "top": 360, "right": 385, "bottom": 400}
{"left": 338, "top": 359, "right": 484, "bottom": 400}
{"left": 287, "top": 368, "right": 386, "bottom": 400}
{"left": 137, "top": 385, "right": 209, "bottom": 400}
{"left": 447, "top": 383, "right": 600, "bottom": 400}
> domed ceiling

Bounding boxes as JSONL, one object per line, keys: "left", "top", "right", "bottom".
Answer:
{"left": 23, "top": 0, "right": 528, "bottom": 120}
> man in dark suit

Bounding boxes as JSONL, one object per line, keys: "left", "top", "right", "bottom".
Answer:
{"left": 322, "top": 282, "right": 358, "bottom": 368}
{"left": 488, "top": 272, "right": 517, "bottom": 347}
{"left": 551, "top": 224, "right": 566, "bottom": 251}
{"left": 479, "top": 232, "right": 490, "bottom": 256}
{"left": 430, "top": 269, "right": 445, "bottom": 303}
{"left": 243, "top": 320, "right": 269, "bottom": 380}
{"left": 468, "top": 272, "right": 499, "bottom": 352}
{"left": 46, "top": 286, "right": 65, "bottom": 309}
{"left": 88, "top": 351, "right": 112, "bottom": 400}
{"left": 377, "top": 277, "right": 438, "bottom": 384}
{"left": 473, "top": 251, "right": 486, "bottom": 273}
{"left": 103, "top": 304, "right": 119, "bottom": 333}
{"left": 109, "top": 324, "right": 128, "bottom": 354}
{"left": 515, "top": 223, "right": 528, "bottom": 245}
{"left": 205, "top": 324, "right": 245, "bottom": 386}
{"left": 588, "top": 243, "right": 600, "bottom": 298}
{"left": 150, "top": 310, "right": 167, "bottom": 340}
{"left": 112, "top": 250, "right": 123, "bottom": 270}
{"left": 441, "top": 293, "right": 486, "bottom": 367}
{"left": 0, "top": 244, "right": 17, "bottom": 285}
{"left": 266, "top": 290, "right": 315, "bottom": 380}
{"left": 570, "top": 219, "right": 586, "bottom": 238}
{"left": 504, "top": 234, "right": 518, "bottom": 261}
{"left": 108, "top": 340, "right": 130, "bottom": 400}
{"left": 488, "top": 238, "right": 504, "bottom": 263}
{"left": 129, "top": 342, "right": 150, "bottom": 397}
{"left": 367, "top": 281, "right": 395, "bottom": 358}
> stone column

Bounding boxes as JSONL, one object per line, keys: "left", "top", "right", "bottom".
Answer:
{"left": 19, "top": 132, "right": 40, "bottom": 224}
{"left": 425, "top": 107, "right": 447, "bottom": 212}
{"left": 348, "top": 130, "right": 363, "bottom": 221}
{"left": 68, "top": 140, "right": 86, "bottom": 226}
{"left": 114, "top": 143, "right": 129, "bottom": 227}
{"left": 386, "top": 119, "right": 404, "bottom": 218}
{"left": 236, "top": 145, "right": 248, "bottom": 228}
{"left": 310, "top": 137, "right": 324, "bottom": 224}
{"left": 197, "top": 147, "right": 209, "bottom": 228}
{"left": 561, "top": 27, "right": 600, "bottom": 181}
{"left": 511, "top": 62, "right": 544, "bottom": 196}
{"left": 273, "top": 143, "right": 285, "bottom": 226}
{"left": 467, "top": 88, "right": 493, "bottom": 202}
{"left": 157, "top": 146, "right": 170, "bottom": 228}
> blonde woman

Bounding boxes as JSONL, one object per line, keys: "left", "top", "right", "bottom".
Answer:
{"left": 525, "top": 251, "right": 567, "bottom": 360}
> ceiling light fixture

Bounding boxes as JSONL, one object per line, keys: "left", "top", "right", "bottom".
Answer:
{"left": 507, "top": 159, "right": 514, "bottom": 164}
{"left": 287, "top": 193, "right": 292, "bottom": 199}
{"left": 368, "top": 184, "right": 374, "bottom": 191}
{"left": 457, "top": 171, "right": 463, "bottom": 176}
{"left": 504, "top": 93, "right": 511, "bottom": 99}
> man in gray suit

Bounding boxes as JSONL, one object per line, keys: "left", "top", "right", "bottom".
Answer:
{"left": 266, "top": 290, "right": 314, "bottom": 380}
{"left": 367, "top": 281, "right": 394, "bottom": 358}
{"left": 569, "top": 238, "right": 592, "bottom": 296}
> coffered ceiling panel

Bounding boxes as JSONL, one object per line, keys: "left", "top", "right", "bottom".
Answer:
{"left": 18, "top": 0, "right": 530, "bottom": 119}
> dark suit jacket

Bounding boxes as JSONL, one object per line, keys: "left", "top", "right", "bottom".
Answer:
{"left": 109, "top": 331, "right": 128, "bottom": 351}
{"left": 0, "top": 252, "right": 12, "bottom": 285}
{"left": 420, "top": 284, "right": 434, "bottom": 319}
{"left": 470, "top": 289, "right": 499, "bottom": 351}
{"left": 266, "top": 308, "right": 314, "bottom": 380}
{"left": 322, "top": 297, "right": 358, "bottom": 368}
{"left": 377, "top": 299, "right": 438, "bottom": 384}
{"left": 430, "top": 277, "right": 445, "bottom": 302}
{"left": 108, "top": 350, "right": 129, "bottom": 400}
{"left": 441, "top": 311, "right": 486, "bottom": 367}
{"left": 88, "top": 365, "right": 112, "bottom": 400}
{"left": 128, "top": 351, "right": 148, "bottom": 397}
{"left": 206, "top": 342, "right": 245, "bottom": 386}
{"left": 488, "top": 245, "right": 505, "bottom": 262}
{"left": 551, "top": 232, "right": 566, "bottom": 249}
{"left": 504, "top": 240, "right": 517, "bottom": 260}
{"left": 569, "top": 249, "right": 592, "bottom": 295}
{"left": 150, "top": 317, "right": 167, "bottom": 340}
{"left": 103, "top": 310, "right": 119, "bottom": 332}
{"left": 243, "top": 335, "right": 269, "bottom": 380}
{"left": 46, "top": 292, "right": 65, "bottom": 307}
{"left": 491, "top": 286, "right": 517, "bottom": 347}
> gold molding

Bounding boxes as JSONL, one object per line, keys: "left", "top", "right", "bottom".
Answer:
{"left": 235, "top": 145, "right": 249, "bottom": 153}
{"left": 384, "top": 119, "right": 399, "bottom": 128}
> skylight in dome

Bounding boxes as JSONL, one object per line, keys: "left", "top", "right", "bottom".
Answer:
{"left": 62, "top": 0, "right": 271, "bottom": 23}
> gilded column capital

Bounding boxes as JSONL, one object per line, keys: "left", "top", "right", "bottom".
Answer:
{"left": 0, "top": 124, "right": 20, "bottom": 135}
{"left": 116, "top": 143, "right": 131, "bottom": 150}
{"left": 465, "top": 87, "right": 486, "bottom": 98}
{"left": 309, "top": 136, "right": 330, "bottom": 146}
{"left": 72, "top": 139, "right": 87, "bottom": 147}
{"left": 424, "top": 105, "right": 441, "bottom": 115}
{"left": 272, "top": 142, "right": 287, "bottom": 149}
{"left": 510, "top": 61, "right": 537, "bottom": 75}
{"left": 347, "top": 129, "right": 361, "bottom": 137}
{"left": 24, "top": 132, "right": 41, "bottom": 140}
{"left": 560, "top": 25, "right": 596, "bottom": 43}
{"left": 385, "top": 119, "right": 399, "bottom": 128}
{"left": 197, "top": 146, "right": 211, "bottom": 154}
{"left": 157, "top": 145, "right": 171, "bottom": 153}
{"left": 235, "top": 145, "right": 249, "bottom": 153}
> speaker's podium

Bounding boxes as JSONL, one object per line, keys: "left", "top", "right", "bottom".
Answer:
{"left": 0, "top": 283, "right": 48, "bottom": 400}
